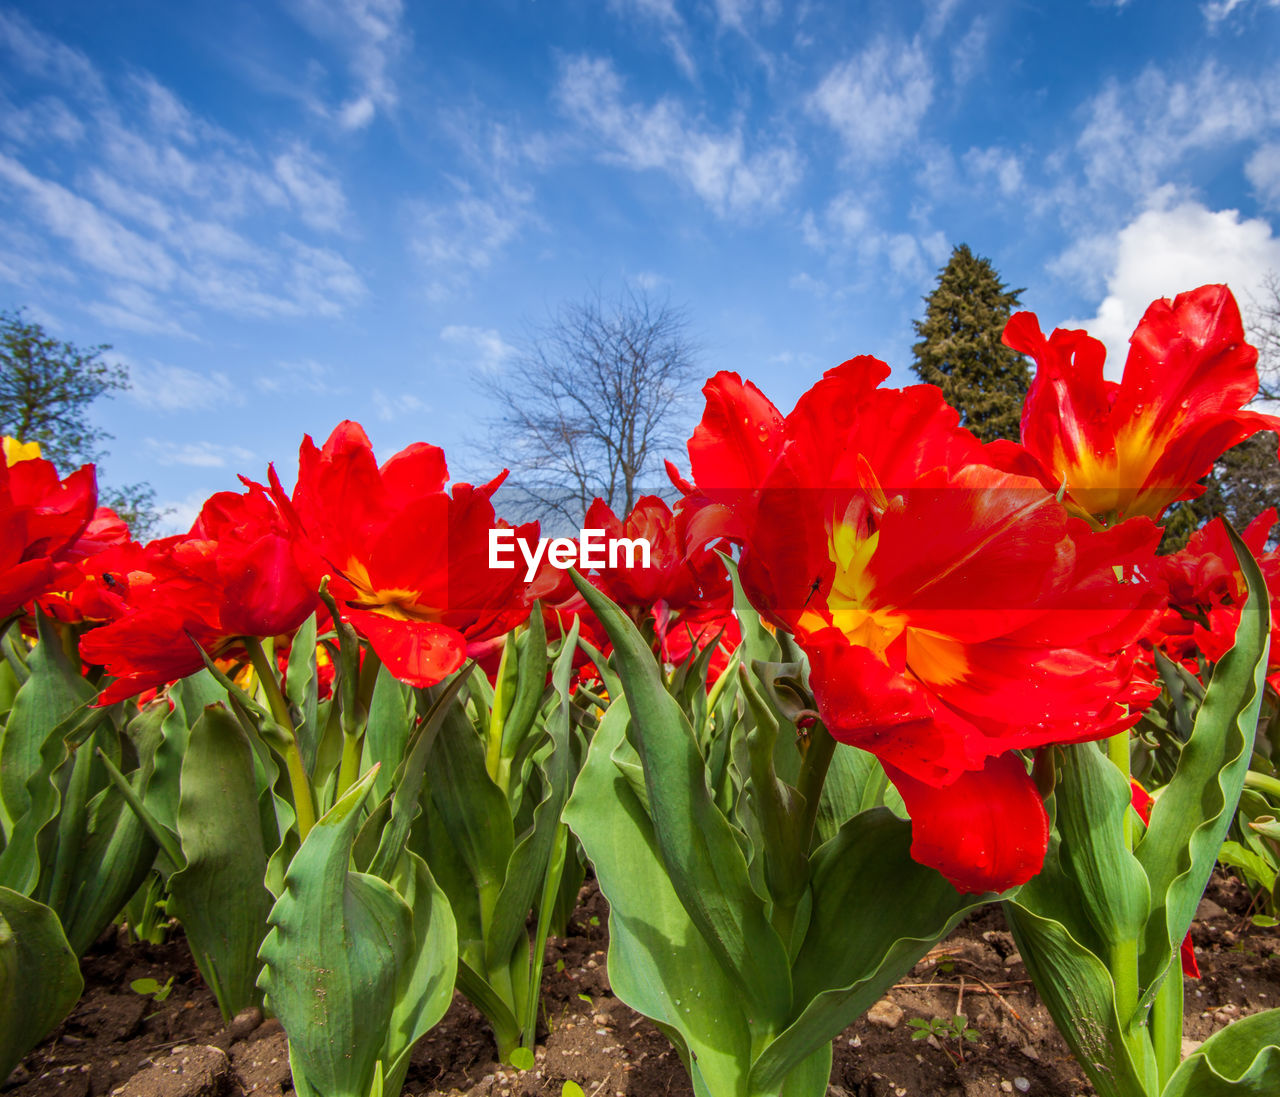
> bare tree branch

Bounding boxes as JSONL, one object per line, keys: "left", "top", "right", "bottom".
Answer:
{"left": 478, "top": 284, "right": 700, "bottom": 529}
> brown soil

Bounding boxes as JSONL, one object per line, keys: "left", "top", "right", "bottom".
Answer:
{"left": 7, "top": 874, "right": 1278, "bottom": 1097}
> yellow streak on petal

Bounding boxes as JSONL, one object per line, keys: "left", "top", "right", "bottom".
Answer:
{"left": 904, "top": 627, "right": 969, "bottom": 688}
{"left": 3, "top": 437, "right": 42, "bottom": 465}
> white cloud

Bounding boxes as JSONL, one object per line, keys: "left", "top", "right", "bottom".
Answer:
{"left": 1062, "top": 194, "right": 1280, "bottom": 378}
{"left": 1076, "top": 62, "right": 1279, "bottom": 201}
{"left": 809, "top": 39, "right": 933, "bottom": 162}
{"left": 555, "top": 55, "right": 801, "bottom": 217}
{"left": 371, "top": 388, "right": 428, "bottom": 421}
{"left": 154, "top": 490, "right": 213, "bottom": 536}
{"left": 1247, "top": 143, "right": 1280, "bottom": 209}
{"left": 144, "top": 439, "right": 256, "bottom": 469}
{"left": 607, "top": 0, "right": 695, "bottom": 79}
{"left": 274, "top": 144, "right": 348, "bottom": 231}
{"left": 0, "top": 10, "right": 103, "bottom": 96}
{"left": 965, "top": 146, "right": 1024, "bottom": 198}
{"left": 441, "top": 324, "right": 515, "bottom": 374}
{"left": 284, "top": 0, "right": 408, "bottom": 130}
{"left": 950, "top": 18, "right": 988, "bottom": 86}
{"left": 255, "top": 358, "right": 341, "bottom": 395}
{"left": 0, "top": 17, "right": 365, "bottom": 326}
{"left": 0, "top": 153, "right": 179, "bottom": 288}
{"left": 409, "top": 182, "right": 533, "bottom": 298}
{"left": 128, "top": 361, "right": 244, "bottom": 412}
{"left": 1202, "top": 0, "right": 1279, "bottom": 26}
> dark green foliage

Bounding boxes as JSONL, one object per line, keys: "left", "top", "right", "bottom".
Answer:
{"left": 1159, "top": 432, "right": 1280, "bottom": 554}
{"left": 911, "top": 245, "right": 1029, "bottom": 443}
{"left": 0, "top": 308, "right": 127, "bottom": 469}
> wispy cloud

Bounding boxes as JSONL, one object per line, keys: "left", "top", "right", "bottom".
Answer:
{"left": 607, "top": 0, "right": 696, "bottom": 79}
{"left": 127, "top": 361, "right": 244, "bottom": 412}
{"left": 284, "top": 0, "right": 409, "bottom": 130}
{"left": 809, "top": 38, "right": 933, "bottom": 163}
{"left": 274, "top": 143, "right": 348, "bottom": 231}
{"left": 1075, "top": 61, "right": 1279, "bottom": 202}
{"left": 371, "top": 388, "right": 429, "bottom": 421}
{"left": 0, "top": 11, "right": 363, "bottom": 330}
{"left": 255, "top": 358, "right": 343, "bottom": 395}
{"left": 408, "top": 181, "right": 534, "bottom": 299}
{"left": 1202, "top": 0, "right": 1280, "bottom": 27}
{"left": 144, "top": 439, "right": 256, "bottom": 469}
{"left": 555, "top": 54, "right": 801, "bottom": 217}
{"left": 441, "top": 324, "right": 515, "bottom": 375}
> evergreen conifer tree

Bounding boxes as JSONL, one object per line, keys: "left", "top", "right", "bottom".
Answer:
{"left": 911, "top": 244, "right": 1029, "bottom": 443}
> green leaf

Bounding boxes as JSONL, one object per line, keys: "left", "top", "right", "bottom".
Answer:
{"left": 282, "top": 617, "right": 320, "bottom": 773}
{"left": 56, "top": 781, "right": 157, "bottom": 956}
{"left": 258, "top": 767, "right": 411, "bottom": 1097}
{"left": 570, "top": 572, "right": 793, "bottom": 1031}
{"left": 563, "top": 698, "right": 758, "bottom": 1097}
{"left": 0, "top": 886, "right": 83, "bottom": 1082}
{"left": 365, "top": 665, "right": 412, "bottom": 805}
{"left": 749, "top": 808, "right": 991, "bottom": 1094}
{"left": 0, "top": 612, "right": 94, "bottom": 836}
{"left": 1004, "top": 844, "right": 1151, "bottom": 1097}
{"left": 487, "top": 620, "right": 579, "bottom": 972}
{"left": 509, "top": 1047, "right": 535, "bottom": 1071}
{"left": 1136, "top": 524, "right": 1271, "bottom": 1007}
{"left": 1054, "top": 743, "right": 1150, "bottom": 960}
{"left": 167, "top": 706, "right": 273, "bottom": 1021}
{"left": 1162, "top": 1008, "right": 1280, "bottom": 1097}
{"left": 378, "top": 851, "right": 457, "bottom": 1097}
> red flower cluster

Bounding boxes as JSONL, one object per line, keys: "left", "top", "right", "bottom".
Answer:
{"left": 530, "top": 494, "right": 738, "bottom": 682}
{"left": 0, "top": 441, "right": 97, "bottom": 620}
{"left": 1005, "top": 285, "right": 1279, "bottom": 525}
{"left": 269, "top": 421, "right": 537, "bottom": 687}
{"left": 80, "top": 482, "right": 319, "bottom": 703}
{"left": 669, "top": 358, "right": 1161, "bottom": 893}
{"left": 1143, "top": 510, "right": 1280, "bottom": 686}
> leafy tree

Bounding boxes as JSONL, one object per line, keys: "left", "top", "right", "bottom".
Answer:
{"left": 1, "top": 308, "right": 165, "bottom": 538}
{"left": 479, "top": 284, "right": 699, "bottom": 528}
{"left": 0, "top": 308, "right": 128, "bottom": 468}
{"left": 911, "top": 244, "right": 1029, "bottom": 443}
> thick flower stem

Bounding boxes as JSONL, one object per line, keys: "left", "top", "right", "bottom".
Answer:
{"left": 246, "top": 637, "right": 316, "bottom": 841}
{"left": 1152, "top": 955, "right": 1183, "bottom": 1089}
{"left": 1106, "top": 732, "right": 1141, "bottom": 1047}
{"left": 796, "top": 719, "right": 837, "bottom": 852}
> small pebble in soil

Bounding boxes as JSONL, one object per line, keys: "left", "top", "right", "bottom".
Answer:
{"left": 1014, "top": 1079, "right": 1031, "bottom": 1093}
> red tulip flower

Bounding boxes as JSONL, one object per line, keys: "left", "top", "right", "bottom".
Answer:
{"left": 671, "top": 359, "right": 1160, "bottom": 893}
{"left": 0, "top": 441, "right": 97, "bottom": 619}
{"left": 81, "top": 483, "right": 319, "bottom": 704}
{"left": 1005, "top": 284, "right": 1278, "bottom": 525}
{"left": 270, "top": 421, "right": 536, "bottom": 688}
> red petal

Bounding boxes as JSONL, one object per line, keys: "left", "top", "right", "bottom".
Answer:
{"left": 884, "top": 753, "right": 1051, "bottom": 894}
{"left": 345, "top": 609, "right": 466, "bottom": 687}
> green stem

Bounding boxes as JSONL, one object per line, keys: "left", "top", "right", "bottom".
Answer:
{"left": 1244, "top": 770, "right": 1280, "bottom": 800}
{"left": 1106, "top": 732, "right": 1140, "bottom": 1037}
{"left": 796, "top": 719, "right": 837, "bottom": 852}
{"left": 246, "top": 637, "right": 315, "bottom": 841}
{"left": 1152, "top": 956, "right": 1184, "bottom": 1089}
{"left": 336, "top": 731, "right": 362, "bottom": 800}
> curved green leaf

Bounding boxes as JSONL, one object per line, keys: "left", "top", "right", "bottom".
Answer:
{"left": 258, "top": 767, "right": 411, "bottom": 1097}
{"left": 750, "top": 808, "right": 991, "bottom": 1094}
{"left": 1162, "top": 1008, "right": 1280, "bottom": 1097}
{"left": 168, "top": 706, "right": 272, "bottom": 1020}
{"left": 1136, "top": 524, "right": 1270, "bottom": 1006}
{"left": 570, "top": 572, "right": 792, "bottom": 1031}
{"left": 0, "top": 886, "right": 83, "bottom": 1082}
{"left": 564, "top": 699, "right": 758, "bottom": 1097}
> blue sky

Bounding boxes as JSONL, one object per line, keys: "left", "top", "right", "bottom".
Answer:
{"left": 2, "top": 0, "right": 1279, "bottom": 531}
